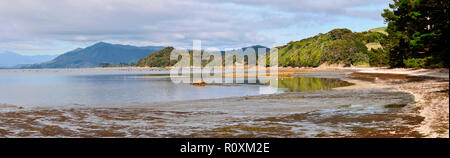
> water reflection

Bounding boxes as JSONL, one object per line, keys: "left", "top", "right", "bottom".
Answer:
{"left": 274, "top": 77, "right": 353, "bottom": 92}
{"left": 0, "top": 73, "right": 262, "bottom": 106}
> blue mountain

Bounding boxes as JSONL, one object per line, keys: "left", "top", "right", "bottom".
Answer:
{"left": 22, "top": 42, "right": 164, "bottom": 68}
{"left": 0, "top": 51, "right": 58, "bottom": 68}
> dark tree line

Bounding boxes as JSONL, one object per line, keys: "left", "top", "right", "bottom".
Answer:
{"left": 98, "top": 62, "right": 136, "bottom": 68}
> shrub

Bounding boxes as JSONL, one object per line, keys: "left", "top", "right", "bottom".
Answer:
{"left": 367, "top": 48, "right": 390, "bottom": 67}
{"left": 403, "top": 57, "right": 431, "bottom": 68}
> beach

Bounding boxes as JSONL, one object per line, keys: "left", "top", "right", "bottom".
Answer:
{"left": 0, "top": 67, "right": 448, "bottom": 138}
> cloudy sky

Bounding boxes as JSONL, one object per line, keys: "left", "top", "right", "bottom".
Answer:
{"left": 0, "top": 0, "right": 391, "bottom": 55}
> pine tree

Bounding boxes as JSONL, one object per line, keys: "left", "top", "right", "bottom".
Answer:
{"left": 382, "top": 0, "right": 449, "bottom": 68}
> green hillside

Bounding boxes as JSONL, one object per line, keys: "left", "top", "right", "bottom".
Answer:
{"left": 276, "top": 28, "right": 388, "bottom": 67}
{"left": 136, "top": 47, "right": 176, "bottom": 67}
{"left": 369, "top": 27, "right": 388, "bottom": 35}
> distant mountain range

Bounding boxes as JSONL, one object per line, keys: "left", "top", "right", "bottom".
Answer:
{"left": 22, "top": 42, "right": 165, "bottom": 68}
{"left": 0, "top": 52, "right": 58, "bottom": 68}
{"left": 241, "top": 45, "right": 270, "bottom": 52}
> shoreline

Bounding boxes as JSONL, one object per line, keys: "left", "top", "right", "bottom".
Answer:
{"left": 0, "top": 67, "right": 448, "bottom": 137}
{"left": 338, "top": 67, "right": 449, "bottom": 137}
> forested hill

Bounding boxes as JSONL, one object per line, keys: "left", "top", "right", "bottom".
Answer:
{"left": 135, "top": 29, "right": 389, "bottom": 68}
{"left": 136, "top": 45, "right": 270, "bottom": 67}
{"left": 136, "top": 47, "right": 176, "bottom": 67}
{"left": 276, "top": 28, "right": 387, "bottom": 67}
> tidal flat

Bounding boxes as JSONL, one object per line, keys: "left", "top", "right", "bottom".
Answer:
{"left": 0, "top": 67, "right": 448, "bottom": 138}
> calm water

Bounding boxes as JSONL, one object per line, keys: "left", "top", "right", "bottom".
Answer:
{"left": 0, "top": 69, "right": 350, "bottom": 107}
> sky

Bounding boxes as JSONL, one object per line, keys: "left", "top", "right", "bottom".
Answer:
{"left": 0, "top": 0, "right": 391, "bottom": 55}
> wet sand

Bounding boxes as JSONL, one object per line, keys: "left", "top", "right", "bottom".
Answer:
{"left": 0, "top": 67, "right": 448, "bottom": 138}
{"left": 343, "top": 68, "right": 449, "bottom": 137}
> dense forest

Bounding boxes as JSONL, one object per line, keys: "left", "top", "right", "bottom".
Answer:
{"left": 381, "top": 0, "right": 448, "bottom": 68}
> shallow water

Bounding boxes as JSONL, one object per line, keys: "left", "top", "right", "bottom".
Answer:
{"left": 0, "top": 69, "right": 350, "bottom": 107}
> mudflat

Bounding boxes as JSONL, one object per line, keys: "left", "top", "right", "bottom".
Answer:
{"left": 0, "top": 67, "right": 448, "bottom": 138}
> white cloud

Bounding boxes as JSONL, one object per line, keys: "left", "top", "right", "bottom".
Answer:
{"left": 0, "top": 0, "right": 390, "bottom": 54}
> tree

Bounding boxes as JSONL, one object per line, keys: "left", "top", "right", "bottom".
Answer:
{"left": 382, "top": 0, "right": 449, "bottom": 68}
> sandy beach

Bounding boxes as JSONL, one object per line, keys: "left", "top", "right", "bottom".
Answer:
{"left": 0, "top": 67, "right": 448, "bottom": 138}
